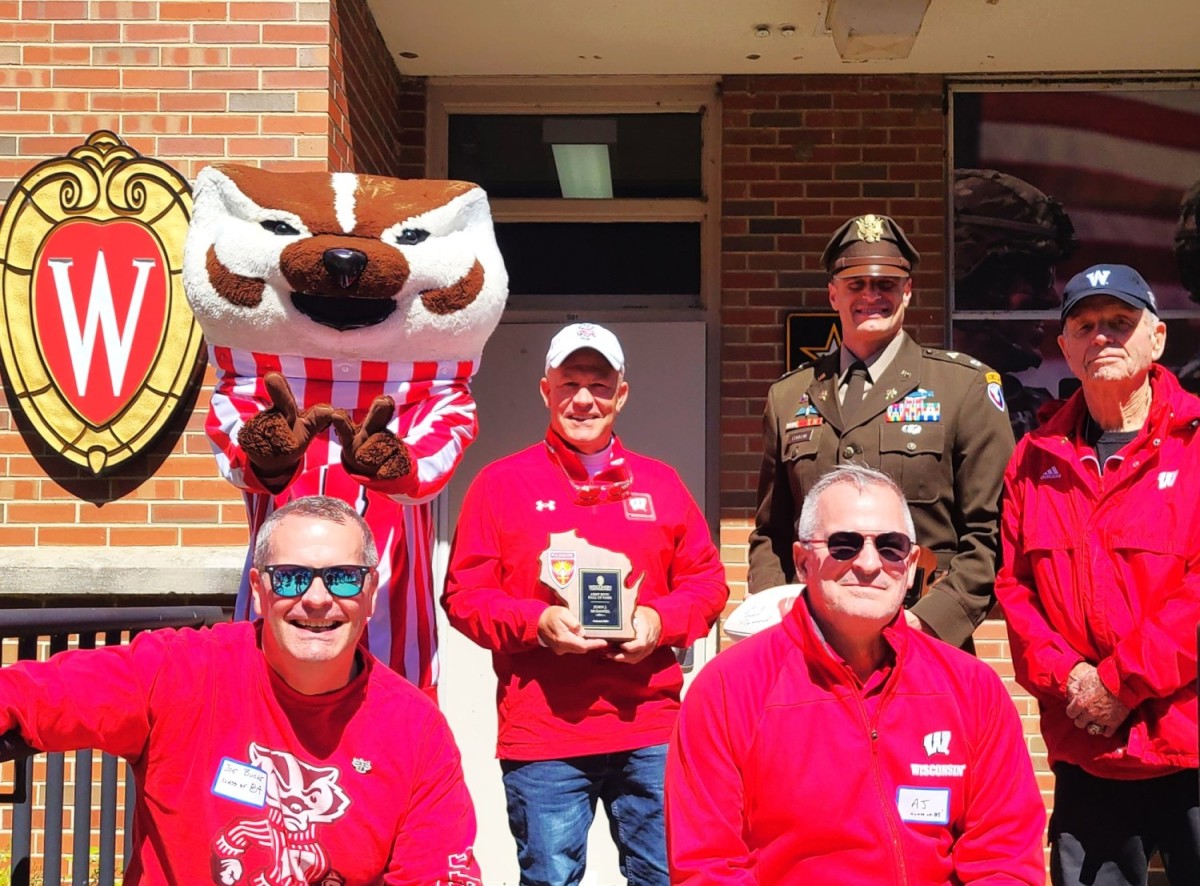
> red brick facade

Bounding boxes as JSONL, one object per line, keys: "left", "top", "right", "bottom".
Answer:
{"left": 330, "top": 0, "right": 425, "bottom": 178}
{"left": 0, "top": 0, "right": 420, "bottom": 548}
{"left": 0, "top": 4, "right": 1058, "bottom": 870}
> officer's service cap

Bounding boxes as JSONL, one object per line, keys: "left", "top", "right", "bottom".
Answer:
{"left": 822, "top": 214, "right": 920, "bottom": 279}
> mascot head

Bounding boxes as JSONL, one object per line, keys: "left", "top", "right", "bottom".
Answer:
{"left": 183, "top": 164, "right": 507, "bottom": 362}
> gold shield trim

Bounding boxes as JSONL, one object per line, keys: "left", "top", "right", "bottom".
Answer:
{"left": 0, "top": 131, "right": 203, "bottom": 475}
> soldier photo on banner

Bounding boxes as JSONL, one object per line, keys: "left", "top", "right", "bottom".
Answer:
{"left": 951, "top": 168, "right": 1077, "bottom": 441}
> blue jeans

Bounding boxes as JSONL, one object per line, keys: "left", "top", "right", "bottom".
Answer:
{"left": 500, "top": 745, "right": 669, "bottom": 886}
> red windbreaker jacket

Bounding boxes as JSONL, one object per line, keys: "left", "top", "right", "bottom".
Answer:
{"left": 666, "top": 597, "right": 1045, "bottom": 884}
{"left": 996, "top": 365, "right": 1200, "bottom": 778}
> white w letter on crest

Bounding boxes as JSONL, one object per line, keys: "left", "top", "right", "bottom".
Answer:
{"left": 1086, "top": 269, "right": 1111, "bottom": 288}
{"left": 47, "top": 254, "right": 155, "bottom": 397}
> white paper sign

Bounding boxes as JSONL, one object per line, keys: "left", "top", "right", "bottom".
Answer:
{"left": 896, "top": 786, "right": 950, "bottom": 824}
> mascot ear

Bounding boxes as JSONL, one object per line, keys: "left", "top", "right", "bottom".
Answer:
{"left": 184, "top": 165, "right": 271, "bottom": 328}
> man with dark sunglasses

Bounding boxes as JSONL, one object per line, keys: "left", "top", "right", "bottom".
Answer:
{"left": 0, "top": 495, "right": 481, "bottom": 885}
{"left": 748, "top": 213, "right": 1015, "bottom": 650}
{"left": 668, "top": 464, "right": 1044, "bottom": 884}
{"left": 443, "top": 323, "right": 728, "bottom": 886}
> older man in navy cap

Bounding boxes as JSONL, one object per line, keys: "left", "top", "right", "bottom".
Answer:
{"left": 997, "top": 264, "right": 1200, "bottom": 885}
{"left": 749, "top": 214, "right": 1015, "bottom": 650}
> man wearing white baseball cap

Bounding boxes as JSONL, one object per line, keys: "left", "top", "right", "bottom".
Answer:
{"left": 443, "top": 322, "right": 727, "bottom": 886}
{"left": 997, "top": 263, "right": 1200, "bottom": 885}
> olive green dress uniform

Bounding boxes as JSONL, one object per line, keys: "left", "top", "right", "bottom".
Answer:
{"left": 748, "top": 333, "right": 1015, "bottom": 646}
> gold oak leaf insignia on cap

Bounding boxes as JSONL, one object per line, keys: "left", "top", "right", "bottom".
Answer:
{"left": 855, "top": 214, "right": 884, "bottom": 243}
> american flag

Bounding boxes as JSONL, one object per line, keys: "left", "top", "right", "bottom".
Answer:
{"left": 969, "top": 89, "right": 1200, "bottom": 311}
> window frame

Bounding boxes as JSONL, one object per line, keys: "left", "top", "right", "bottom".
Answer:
{"left": 426, "top": 77, "right": 721, "bottom": 319}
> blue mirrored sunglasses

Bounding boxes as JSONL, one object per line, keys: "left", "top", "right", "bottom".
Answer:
{"left": 263, "top": 564, "right": 371, "bottom": 598}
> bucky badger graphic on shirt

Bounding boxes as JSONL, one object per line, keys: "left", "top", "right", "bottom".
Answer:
{"left": 211, "top": 743, "right": 351, "bottom": 886}
{"left": 183, "top": 165, "right": 507, "bottom": 689}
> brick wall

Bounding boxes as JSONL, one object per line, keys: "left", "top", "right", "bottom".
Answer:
{"left": 0, "top": 15, "right": 1059, "bottom": 865}
{"left": 0, "top": 0, "right": 416, "bottom": 551}
{"left": 330, "top": 0, "right": 425, "bottom": 178}
{"left": 714, "top": 73, "right": 1054, "bottom": 834}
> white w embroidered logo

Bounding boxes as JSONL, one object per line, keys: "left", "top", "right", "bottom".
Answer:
{"left": 1086, "top": 269, "right": 1111, "bottom": 288}
{"left": 923, "top": 730, "right": 951, "bottom": 756}
{"left": 1158, "top": 471, "right": 1179, "bottom": 490}
{"left": 46, "top": 253, "right": 156, "bottom": 397}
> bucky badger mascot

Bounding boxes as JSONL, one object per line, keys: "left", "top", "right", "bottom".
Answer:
{"left": 183, "top": 164, "right": 506, "bottom": 693}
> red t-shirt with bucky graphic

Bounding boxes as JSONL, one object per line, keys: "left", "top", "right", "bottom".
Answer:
{"left": 0, "top": 622, "right": 479, "bottom": 885}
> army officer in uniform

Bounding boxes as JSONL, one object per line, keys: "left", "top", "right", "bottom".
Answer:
{"left": 747, "top": 214, "right": 1015, "bottom": 647}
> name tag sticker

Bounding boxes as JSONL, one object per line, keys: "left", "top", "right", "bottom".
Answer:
{"left": 896, "top": 786, "right": 949, "bottom": 824}
{"left": 212, "top": 757, "right": 267, "bottom": 808}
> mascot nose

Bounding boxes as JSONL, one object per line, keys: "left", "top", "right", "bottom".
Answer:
{"left": 323, "top": 248, "right": 368, "bottom": 289}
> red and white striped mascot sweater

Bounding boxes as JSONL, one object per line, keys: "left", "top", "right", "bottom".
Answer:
{"left": 184, "top": 165, "right": 507, "bottom": 692}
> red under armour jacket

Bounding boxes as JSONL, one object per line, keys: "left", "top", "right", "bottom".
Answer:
{"left": 442, "top": 433, "right": 728, "bottom": 760}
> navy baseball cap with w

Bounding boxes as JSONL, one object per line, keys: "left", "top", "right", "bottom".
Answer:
{"left": 1060, "top": 264, "right": 1159, "bottom": 321}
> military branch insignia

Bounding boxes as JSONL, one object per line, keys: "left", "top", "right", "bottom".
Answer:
{"left": 785, "top": 310, "right": 841, "bottom": 372}
{"left": 987, "top": 382, "right": 1007, "bottom": 412}
{"left": 855, "top": 214, "right": 884, "bottom": 242}
{"left": 0, "top": 131, "right": 203, "bottom": 474}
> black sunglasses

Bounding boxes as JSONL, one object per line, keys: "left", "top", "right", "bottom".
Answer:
{"left": 263, "top": 564, "right": 372, "bottom": 598}
{"left": 804, "top": 531, "right": 914, "bottom": 564}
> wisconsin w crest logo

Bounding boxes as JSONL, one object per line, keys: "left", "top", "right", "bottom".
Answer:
{"left": 0, "top": 131, "right": 203, "bottom": 473}
{"left": 923, "top": 730, "right": 951, "bottom": 756}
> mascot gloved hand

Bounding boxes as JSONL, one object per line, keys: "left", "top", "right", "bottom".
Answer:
{"left": 238, "top": 371, "right": 336, "bottom": 489}
{"left": 330, "top": 394, "right": 413, "bottom": 482}
{"left": 183, "top": 164, "right": 507, "bottom": 692}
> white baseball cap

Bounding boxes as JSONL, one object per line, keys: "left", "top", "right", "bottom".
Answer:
{"left": 545, "top": 323, "right": 625, "bottom": 374}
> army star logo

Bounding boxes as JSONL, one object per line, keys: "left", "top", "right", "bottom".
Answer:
{"left": 855, "top": 214, "right": 884, "bottom": 242}
{"left": 798, "top": 323, "right": 842, "bottom": 363}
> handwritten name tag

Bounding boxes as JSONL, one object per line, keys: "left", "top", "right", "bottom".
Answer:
{"left": 212, "top": 757, "right": 267, "bottom": 808}
{"left": 896, "top": 786, "right": 949, "bottom": 824}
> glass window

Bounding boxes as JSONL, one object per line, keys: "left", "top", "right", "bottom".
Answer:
{"left": 448, "top": 114, "right": 703, "bottom": 199}
{"left": 496, "top": 222, "right": 700, "bottom": 297}
{"left": 950, "top": 85, "right": 1200, "bottom": 438}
